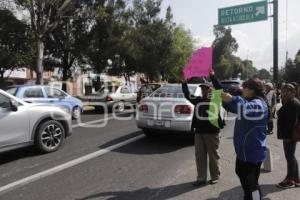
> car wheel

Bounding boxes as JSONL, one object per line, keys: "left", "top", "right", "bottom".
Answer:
{"left": 72, "top": 106, "right": 81, "bottom": 120}
{"left": 114, "top": 101, "right": 125, "bottom": 112}
{"left": 35, "top": 120, "right": 65, "bottom": 153}
{"left": 143, "top": 129, "right": 156, "bottom": 137}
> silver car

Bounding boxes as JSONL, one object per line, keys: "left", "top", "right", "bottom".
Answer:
{"left": 136, "top": 84, "right": 202, "bottom": 136}
{"left": 0, "top": 90, "right": 72, "bottom": 153}
{"left": 85, "top": 84, "right": 137, "bottom": 112}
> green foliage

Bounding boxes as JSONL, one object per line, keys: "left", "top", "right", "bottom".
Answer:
{"left": 212, "top": 25, "right": 258, "bottom": 80}
{"left": 44, "top": 1, "right": 96, "bottom": 81}
{"left": 284, "top": 50, "right": 300, "bottom": 83}
{"left": 166, "top": 25, "right": 194, "bottom": 82}
{"left": 0, "top": 9, "right": 34, "bottom": 80}
{"left": 257, "top": 69, "right": 271, "bottom": 80}
{"left": 89, "top": 0, "right": 194, "bottom": 83}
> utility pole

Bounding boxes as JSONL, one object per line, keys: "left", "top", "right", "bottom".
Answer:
{"left": 273, "top": 0, "right": 279, "bottom": 86}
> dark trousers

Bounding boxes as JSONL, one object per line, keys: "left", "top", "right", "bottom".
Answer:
{"left": 283, "top": 140, "right": 299, "bottom": 179}
{"left": 235, "top": 158, "right": 262, "bottom": 200}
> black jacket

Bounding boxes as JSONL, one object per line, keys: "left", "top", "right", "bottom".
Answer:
{"left": 181, "top": 75, "right": 224, "bottom": 134}
{"left": 277, "top": 98, "right": 300, "bottom": 139}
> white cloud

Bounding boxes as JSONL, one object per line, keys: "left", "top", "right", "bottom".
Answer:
{"left": 193, "top": 35, "right": 214, "bottom": 48}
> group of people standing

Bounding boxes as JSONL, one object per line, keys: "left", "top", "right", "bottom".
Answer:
{"left": 181, "top": 72, "right": 300, "bottom": 200}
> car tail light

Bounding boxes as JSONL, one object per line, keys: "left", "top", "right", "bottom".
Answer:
{"left": 174, "top": 105, "right": 193, "bottom": 114}
{"left": 139, "top": 104, "right": 148, "bottom": 113}
{"left": 106, "top": 96, "right": 113, "bottom": 102}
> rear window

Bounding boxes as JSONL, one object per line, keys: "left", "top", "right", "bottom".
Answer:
{"left": 221, "top": 81, "right": 241, "bottom": 88}
{"left": 5, "top": 87, "right": 18, "bottom": 96}
{"left": 140, "top": 85, "right": 160, "bottom": 93}
{"left": 97, "top": 85, "right": 117, "bottom": 94}
{"left": 150, "top": 85, "right": 197, "bottom": 98}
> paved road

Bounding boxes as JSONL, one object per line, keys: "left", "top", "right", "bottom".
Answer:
{"left": 0, "top": 111, "right": 300, "bottom": 200}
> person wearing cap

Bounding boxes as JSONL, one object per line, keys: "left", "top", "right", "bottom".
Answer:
{"left": 221, "top": 78, "right": 268, "bottom": 200}
{"left": 276, "top": 83, "right": 300, "bottom": 188}
{"left": 181, "top": 72, "right": 224, "bottom": 187}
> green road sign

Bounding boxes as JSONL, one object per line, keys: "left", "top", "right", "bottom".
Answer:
{"left": 218, "top": 1, "right": 268, "bottom": 26}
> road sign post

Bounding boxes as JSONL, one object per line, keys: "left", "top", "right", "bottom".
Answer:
{"left": 218, "top": 1, "right": 268, "bottom": 26}
{"left": 273, "top": 0, "right": 279, "bottom": 86}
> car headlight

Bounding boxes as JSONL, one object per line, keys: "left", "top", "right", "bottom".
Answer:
{"left": 59, "top": 106, "right": 71, "bottom": 114}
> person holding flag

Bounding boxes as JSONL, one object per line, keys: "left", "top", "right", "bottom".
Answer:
{"left": 181, "top": 71, "right": 225, "bottom": 187}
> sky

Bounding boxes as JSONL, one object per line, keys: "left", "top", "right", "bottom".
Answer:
{"left": 160, "top": 0, "right": 300, "bottom": 70}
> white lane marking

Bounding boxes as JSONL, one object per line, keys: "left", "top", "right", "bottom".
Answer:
{"left": 0, "top": 134, "right": 145, "bottom": 195}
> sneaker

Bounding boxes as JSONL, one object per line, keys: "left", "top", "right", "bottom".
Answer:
{"left": 192, "top": 180, "right": 207, "bottom": 187}
{"left": 276, "top": 179, "right": 295, "bottom": 189}
{"left": 294, "top": 178, "right": 300, "bottom": 187}
{"left": 209, "top": 179, "right": 219, "bottom": 185}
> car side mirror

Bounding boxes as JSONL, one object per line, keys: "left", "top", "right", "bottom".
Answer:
{"left": 10, "top": 99, "right": 18, "bottom": 112}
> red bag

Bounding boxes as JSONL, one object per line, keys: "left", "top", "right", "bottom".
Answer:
{"left": 293, "top": 122, "right": 300, "bottom": 142}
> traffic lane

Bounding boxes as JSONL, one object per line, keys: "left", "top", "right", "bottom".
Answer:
{"left": 0, "top": 115, "right": 139, "bottom": 188}
{"left": 74, "top": 109, "right": 135, "bottom": 124}
{"left": 0, "top": 134, "right": 197, "bottom": 200}
{"left": 0, "top": 120, "right": 237, "bottom": 200}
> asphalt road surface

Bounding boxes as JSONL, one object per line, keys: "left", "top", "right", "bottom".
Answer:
{"left": 1, "top": 110, "right": 299, "bottom": 200}
{"left": 0, "top": 110, "right": 202, "bottom": 200}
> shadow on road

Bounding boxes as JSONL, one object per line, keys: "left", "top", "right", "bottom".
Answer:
{"left": 206, "top": 184, "right": 281, "bottom": 200}
{"left": 76, "top": 182, "right": 199, "bottom": 200}
{"left": 98, "top": 133, "right": 194, "bottom": 155}
{"left": 0, "top": 146, "right": 41, "bottom": 165}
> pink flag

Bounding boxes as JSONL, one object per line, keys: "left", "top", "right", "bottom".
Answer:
{"left": 183, "top": 47, "right": 212, "bottom": 80}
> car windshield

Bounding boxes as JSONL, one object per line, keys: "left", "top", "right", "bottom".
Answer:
{"left": 5, "top": 87, "right": 18, "bottom": 96}
{"left": 150, "top": 85, "right": 197, "bottom": 98}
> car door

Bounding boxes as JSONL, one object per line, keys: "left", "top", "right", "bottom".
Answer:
{"left": 0, "top": 93, "right": 30, "bottom": 147}
{"left": 44, "top": 87, "right": 72, "bottom": 110}
{"left": 22, "top": 87, "right": 47, "bottom": 104}
{"left": 127, "top": 87, "right": 137, "bottom": 103}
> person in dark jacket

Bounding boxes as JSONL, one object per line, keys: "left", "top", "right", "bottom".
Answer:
{"left": 276, "top": 83, "right": 300, "bottom": 188}
{"left": 181, "top": 73, "right": 224, "bottom": 186}
{"left": 222, "top": 78, "right": 268, "bottom": 200}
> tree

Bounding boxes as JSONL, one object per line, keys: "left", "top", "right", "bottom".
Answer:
{"left": 212, "top": 25, "right": 238, "bottom": 65}
{"left": 258, "top": 69, "right": 271, "bottom": 80}
{"left": 211, "top": 25, "right": 259, "bottom": 80}
{"left": 283, "top": 50, "right": 300, "bottom": 83}
{"left": 89, "top": 0, "right": 175, "bottom": 82}
{"left": 166, "top": 25, "right": 194, "bottom": 82}
{"left": 124, "top": 0, "right": 174, "bottom": 81}
{"left": 87, "top": 0, "right": 130, "bottom": 75}
{"left": 241, "top": 60, "right": 257, "bottom": 80}
{"left": 284, "top": 58, "right": 298, "bottom": 82}
{"left": 12, "top": 0, "right": 76, "bottom": 84}
{"left": 44, "top": 1, "right": 97, "bottom": 91}
{"left": 0, "top": 9, "right": 34, "bottom": 82}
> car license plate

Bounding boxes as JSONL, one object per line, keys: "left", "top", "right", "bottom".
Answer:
{"left": 155, "top": 120, "right": 164, "bottom": 126}
{"left": 147, "top": 120, "right": 170, "bottom": 127}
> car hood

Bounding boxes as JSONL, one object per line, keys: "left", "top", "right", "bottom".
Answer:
{"left": 24, "top": 103, "right": 72, "bottom": 120}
